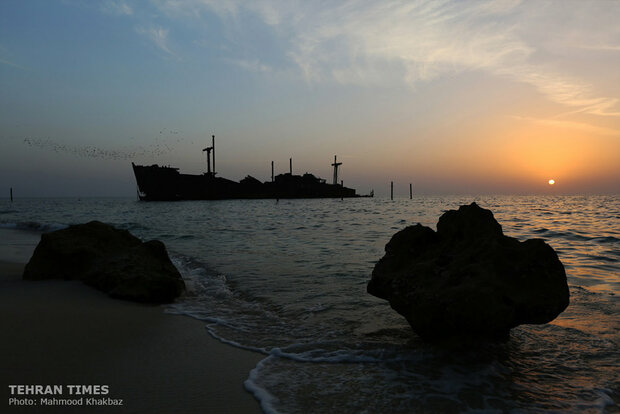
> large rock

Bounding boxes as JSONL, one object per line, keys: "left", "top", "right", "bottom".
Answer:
{"left": 367, "top": 203, "right": 569, "bottom": 340}
{"left": 23, "top": 221, "right": 185, "bottom": 303}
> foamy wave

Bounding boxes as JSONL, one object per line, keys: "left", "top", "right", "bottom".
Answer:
{"left": 304, "top": 302, "right": 332, "bottom": 313}
{"left": 204, "top": 322, "right": 268, "bottom": 354}
{"left": 244, "top": 356, "right": 282, "bottom": 414}
{"left": 267, "top": 343, "right": 427, "bottom": 365}
{"left": 0, "top": 221, "right": 67, "bottom": 233}
{"left": 169, "top": 254, "right": 231, "bottom": 298}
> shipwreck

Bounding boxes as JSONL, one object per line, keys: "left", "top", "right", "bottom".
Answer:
{"left": 132, "top": 135, "right": 370, "bottom": 201}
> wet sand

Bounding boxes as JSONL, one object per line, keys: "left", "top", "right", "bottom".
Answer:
{"left": 0, "top": 243, "right": 263, "bottom": 413}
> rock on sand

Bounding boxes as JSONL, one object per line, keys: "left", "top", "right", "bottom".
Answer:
{"left": 23, "top": 221, "right": 184, "bottom": 303}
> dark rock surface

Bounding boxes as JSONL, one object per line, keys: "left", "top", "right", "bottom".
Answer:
{"left": 367, "top": 202, "right": 569, "bottom": 340}
{"left": 23, "top": 221, "right": 185, "bottom": 303}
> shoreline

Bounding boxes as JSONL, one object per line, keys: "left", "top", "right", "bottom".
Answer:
{"left": 0, "top": 256, "right": 263, "bottom": 413}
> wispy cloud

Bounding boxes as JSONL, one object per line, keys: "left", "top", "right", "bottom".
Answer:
{"left": 577, "top": 44, "right": 620, "bottom": 52}
{"left": 136, "top": 26, "right": 174, "bottom": 56}
{"left": 284, "top": 1, "right": 532, "bottom": 84}
{"left": 100, "top": 0, "right": 133, "bottom": 16}
{"left": 498, "top": 65, "right": 620, "bottom": 117}
{"left": 153, "top": 0, "right": 238, "bottom": 20}
{"left": 0, "top": 58, "right": 28, "bottom": 71}
{"left": 223, "top": 58, "right": 272, "bottom": 73}
{"left": 152, "top": 0, "right": 619, "bottom": 117}
{"left": 513, "top": 116, "right": 620, "bottom": 137}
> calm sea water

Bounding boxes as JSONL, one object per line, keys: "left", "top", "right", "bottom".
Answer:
{"left": 1, "top": 195, "right": 618, "bottom": 413}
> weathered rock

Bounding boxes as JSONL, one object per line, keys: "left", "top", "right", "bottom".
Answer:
{"left": 367, "top": 203, "right": 569, "bottom": 340}
{"left": 23, "top": 221, "right": 185, "bottom": 303}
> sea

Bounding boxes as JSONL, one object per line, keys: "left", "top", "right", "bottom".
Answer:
{"left": 1, "top": 195, "right": 618, "bottom": 413}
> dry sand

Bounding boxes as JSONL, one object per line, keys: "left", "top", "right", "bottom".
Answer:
{"left": 0, "top": 258, "right": 264, "bottom": 414}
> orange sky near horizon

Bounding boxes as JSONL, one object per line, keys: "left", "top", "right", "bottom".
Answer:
{"left": 361, "top": 109, "right": 620, "bottom": 194}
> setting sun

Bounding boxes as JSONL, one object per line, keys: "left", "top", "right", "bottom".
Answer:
{"left": 549, "top": 179, "right": 556, "bottom": 185}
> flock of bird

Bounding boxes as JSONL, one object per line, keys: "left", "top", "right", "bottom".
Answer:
{"left": 22, "top": 129, "right": 199, "bottom": 161}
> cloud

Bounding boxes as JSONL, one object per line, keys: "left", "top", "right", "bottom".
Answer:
{"left": 100, "top": 0, "right": 133, "bottom": 16}
{"left": 0, "top": 44, "right": 28, "bottom": 70}
{"left": 153, "top": 0, "right": 238, "bottom": 19}
{"left": 136, "top": 26, "right": 174, "bottom": 55}
{"left": 513, "top": 116, "right": 620, "bottom": 137}
{"left": 498, "top": 65, "right": 620, "bottom": 117}
{"left": 0, "top": 58, "right": 28, "bottom": 71}
{"left": 579, "top": 45, "right": 620, "bottom": 52}
{"left": 223, "top": 58, "right": 272, "bottom": 73}
{"left": 152, "top": 0, "right": 619, "bottom": 117}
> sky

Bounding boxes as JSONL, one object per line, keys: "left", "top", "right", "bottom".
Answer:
{"left": 1, "top": 0, "right": 619, "bottom": 197}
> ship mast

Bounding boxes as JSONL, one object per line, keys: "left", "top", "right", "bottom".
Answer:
{"left": 331, "top": 155, "right": 342, "bottom": 185}
{"left": 202, "top": 134, "right": 216, "bottom": 176}
{"left": 202, "top": 146, "right": 212, "bottom": 174}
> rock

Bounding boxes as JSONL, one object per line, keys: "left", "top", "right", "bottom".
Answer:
{"left": 367, "top": 202, "right": 569, "bottom": 340}
{"left": 23, "top": 221, "right": 185, "bottom": 303}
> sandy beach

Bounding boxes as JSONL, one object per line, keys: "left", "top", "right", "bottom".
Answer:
{"left": 0, "top": 229, "right": 263, "bottom": 413}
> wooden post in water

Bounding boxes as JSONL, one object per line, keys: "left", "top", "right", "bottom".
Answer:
{"left": 10, "top": 187, "right": 13, "bottom": 202}
{"left": 290, "top": 158, "right": 292, "bottom": 175}
{"left": 391, "top": 181, "right": 394, "bottom": 200}
{"left": 410, "top": 183, "right": 412, "bottom": 199}
{"left": 271, "top": 161, "right": 274, "bottom": 182}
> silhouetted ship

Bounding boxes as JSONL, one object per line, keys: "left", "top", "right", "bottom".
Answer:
{"left": 132, "top": 136, "right": 371, "bottom": 201}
